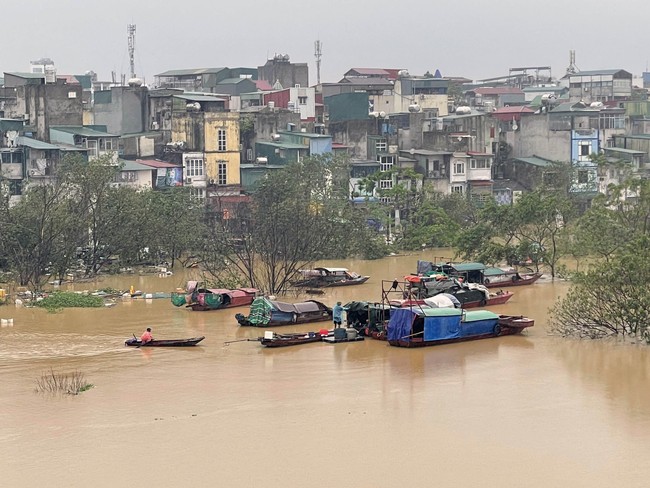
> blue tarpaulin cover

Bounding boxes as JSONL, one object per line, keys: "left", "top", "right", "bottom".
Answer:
{"left": 387, "top": 308, "right": 417, "bottom": 341}
{"left": 388, "top": 308, "right": 500, "bottom": 342}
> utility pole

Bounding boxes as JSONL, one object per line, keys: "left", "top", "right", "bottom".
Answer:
{"left": 314, "top": 39, "right": 322, "bottom": 85}
{"left": 127, "top": 24, "right": 137, "bottom": 79}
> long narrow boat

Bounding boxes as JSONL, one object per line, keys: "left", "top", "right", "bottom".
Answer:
{"left": 125, "top": 336, "right": 205, "bottom": 347}
{"left": 293, "top": 267, "right": 370, "bottom": 288}
{"left": 259, "top": 331, "right": 326, "bottom": 347}
{"left": 386, "top": 307, "right": 533, "bottom": 348}
{"left": 416, "top": 260, "right": 542, "bottom": 288}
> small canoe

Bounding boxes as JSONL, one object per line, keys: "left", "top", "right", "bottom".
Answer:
{"left": 125, "top": 336, "right": 205, "bottom": 347}
{"left": 259, "top": 331, "right": 325, "bottom": 348}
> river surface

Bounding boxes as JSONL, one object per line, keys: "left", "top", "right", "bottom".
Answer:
{"left": 2, "top": 252, "right": 650, "bottom": 488}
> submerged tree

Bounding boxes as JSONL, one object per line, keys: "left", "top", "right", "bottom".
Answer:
{"left": 550, "top": 178, "right": 650, "bottom": 341}
{"left": 200, "top": 154, "right": 381, "bottom": 294}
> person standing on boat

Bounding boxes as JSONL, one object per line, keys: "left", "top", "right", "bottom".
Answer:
{"left": 140, "top": 327, "right": 153, "bottom": 344}
{"left": 333, "top": 302, "right": 344, "bottom": 328}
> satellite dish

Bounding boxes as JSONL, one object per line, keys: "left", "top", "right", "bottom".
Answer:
{"left": 512, "top": 123, "right": 519, "bottom": 131}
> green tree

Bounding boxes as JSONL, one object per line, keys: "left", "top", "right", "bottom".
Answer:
{"left": 199, "top": 154, "right": 378, "bottom": 294}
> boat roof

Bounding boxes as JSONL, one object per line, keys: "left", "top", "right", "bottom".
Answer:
{"left": 483, "top": 266, "right": 516, "bottom": 276}
{"left": 451, "top": 262, "right": 486, "bottom": 272}
{"left": 315, "top": 267, "right": 349, "bottom": 273}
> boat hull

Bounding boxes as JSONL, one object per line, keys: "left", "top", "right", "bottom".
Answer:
{"left": 483, "top": 273, "right": 542, "bottom": 288}
{"left": 260, "top": 333, "right": 324, "bottom": 347}
{"left": 392, "top": 291, "right": 513, "bottom": 309}
{"left": 125, "top": 336, "right": 205, "bottom": 347}
{"left": 388, "top": 315, "right": 533, "bottom": 348}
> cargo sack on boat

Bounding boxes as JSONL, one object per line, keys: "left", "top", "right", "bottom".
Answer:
{"left": 204, "top": 293, "right": 223, "bottom": 308}
{"left": 248, "top": 297, "right": 273, "bottom": 326}
{"left": 171, "top": 293, "right": 186, "bottom": 307}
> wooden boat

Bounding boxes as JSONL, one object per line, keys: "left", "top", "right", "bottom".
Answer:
{"left": 344, "top": 301, "right": 396, "bottom": 338}
{"left": 322, "top": 328, "right": 365, "bottom": 344}
{"left": 236, "top": 297, "right": 333, "bottom": 327}
{"left": 386, "top": 307, "right": 534, "bottom": 348}
{"left": 171, "top": 281, "right": 258, "bottom": 311}
{"left": 259, "top": 331, "right": 326, "bottom": 347}
{"left": 416, "top": 260, "right": 542, "bottom": 288}
{"left": 293, "top": 267, "right": 369, "bottom": 288}
{"left": 394, "top": 276, "right": 513, "bottom": 309}
{"left": 125, "top": 336, "right": 205, "bottom": 347}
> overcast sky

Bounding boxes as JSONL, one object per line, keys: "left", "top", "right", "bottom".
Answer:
{"left": 5, "top": 0, "right": 650, "bottom": 85}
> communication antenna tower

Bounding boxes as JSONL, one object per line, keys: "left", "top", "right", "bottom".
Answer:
{"left": 314, "top": 39, "right": 323, "bottom": 85}
{"left": 566, "top": 50, "right": 579, "bottom": 76}
{"left": 127, "top": 24, "right": 137, "bottom": 79}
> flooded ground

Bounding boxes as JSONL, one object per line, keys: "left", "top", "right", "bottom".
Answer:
{"left": 2, "top": 252, "right": 650, "bottom": 487}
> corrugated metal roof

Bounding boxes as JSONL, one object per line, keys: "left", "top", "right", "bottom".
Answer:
{"left": 513, "top": 156, "right": 553, "bottom": 167}
{"left": 492, "top": 106, "right": 534, "bottom": 114}
{"left": 156, "top": 68, "right": 227, "bottom": 77}
{"left": 119, "top": 160, "right": 156, "bottom": 171}
{"left": 16, "top": 136, "right": 60, "bottom": 150}
{"left": 51, "top": 126, "right": 119, "bottom": 137}
{"left": 257, "top": 141, "right": 309, "bottom": 150}
{"left": 572, "top": 69, "right": 630, "bottom": 77}
{"left": 217, "top": 78, "right": 249, "bottom": 85}
{"left": 173, "top": 94, "right": 226, "bottom": 102}
{"left": 473, "top": 87, "right": 523, "bottom": 95}
{"left": 605, "top": 147, "right": 645, "bottom": 155}
{"left": 4, "top": 72, "right": 45, "bottom": 79}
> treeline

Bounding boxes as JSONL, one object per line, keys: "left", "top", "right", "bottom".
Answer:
{"left": 0, "top": 154, "right": 387, "bottom": 293}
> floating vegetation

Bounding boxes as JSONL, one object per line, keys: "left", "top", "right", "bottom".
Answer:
{"left": 35, "top": 369, "right": 94, "bottom": 395}
{"left": 34, "top": 292, "right": 105, "bottom": 312}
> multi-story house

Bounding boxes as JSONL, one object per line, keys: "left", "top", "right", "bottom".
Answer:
{"left": 49, "top": 126, "right": 119, "bottom": 162}
{"left": 567, "top": 69, "right": 633, "bottom": 103}
{"left": 170, "top": 99, "right": 240, "bottom": 203}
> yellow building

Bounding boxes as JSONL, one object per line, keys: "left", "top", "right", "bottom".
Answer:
{"left": 171, "top": 107, "right": 241, "bottom": 192}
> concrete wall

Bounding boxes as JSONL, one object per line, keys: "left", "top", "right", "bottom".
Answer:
{"left": 328, "top": 119, "right": 376, "bottom": 159}
{"left": 258, "top": 60, "right": 308, "bottom": 89}
{"left": 17, "top": 84, "right": 83, "bottom": 142}
{"left": 93, "top": 86, "right": 149, "bottom": 135}
{"left": 511, "top": 114, "right": 571, "bottom": 161}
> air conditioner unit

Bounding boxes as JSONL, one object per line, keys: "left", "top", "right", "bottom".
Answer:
{"left": 184, "top": 177, "right": 192, "bottom": 184}
{"left": 22, "top": 113, "right": 30, "bottom": 121}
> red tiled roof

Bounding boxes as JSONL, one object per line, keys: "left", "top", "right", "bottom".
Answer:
{"left": 254, "top": 79, "right": 273, "bottom": 91}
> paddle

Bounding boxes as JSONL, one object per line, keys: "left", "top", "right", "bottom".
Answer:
{"left": 223, "top": 338, "right": 260, "bottom": 345}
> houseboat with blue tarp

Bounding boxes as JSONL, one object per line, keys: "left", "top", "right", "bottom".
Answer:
{"left": 386, "top": 307, "right": 534, "bottom": 348}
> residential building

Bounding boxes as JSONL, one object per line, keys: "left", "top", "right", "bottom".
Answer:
{"left": 114, "top": 160, "right": 154, "bottom": 189}
{"left": 464, "top": 87, "right": 525, "bottom": 109}
{"left": 136, "top": 159, "right": 184, "bottom": 189}
{"left": 92, "top": 84, "right": 150, "bottom": 136}
{"left": 155, "top": 67, "right": 257, "bottom": 93}
{"left": 49, "top": 126, "right": 119, "bottom": 162}
{"left": 567, "top": 69, "right": 633, "bottom": 103}
{"left": 263, "top": 86, "right": 316, "bottom": 121}
{"left": 258, "top": 55, "right": 308, "bottom": 91}
{"left": 170, "top": 107, "right": 241, "bottom": 199}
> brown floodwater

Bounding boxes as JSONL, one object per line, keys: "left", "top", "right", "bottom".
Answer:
{"left": 2, "top": 251, "right": 650, "bottom": 488}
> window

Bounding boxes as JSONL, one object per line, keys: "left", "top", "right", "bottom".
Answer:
{"left": 470, "top": 159, "right": 489, "bottom": 169}
{"left": 451, "top": 184, "right": 464, "bottom": 194}
{"left": 116, "top": 171, "right": 137, "bottom": 183}
{"left": 577, "top": 170, "right": 589, "bottom": 184}
{"left": 378, "top": 155, "right": 394, "bottom": 172}
{"left": 217, "top": 129, "right": 227, "bottom": 151}
{"left": 189, "top": 188, "right": 205, "bottom": 201}
{"left": 375, "top": 139, "right": 387, "bottom": 153}
{"left": 9, "top": 180, "right": 22, "bottom": 196}
{"left": 453, "top": 162, "right": 465, "bottom": 174}
{"left": 105, "top": 139, "right": 113, "bottom": 151}
{"left": 298, "top": 96, "right": 307, "bottom": 105}
{"left": 379, "top": 179, "right": 393, "bottom": 190}
{"left": 186, "top": 158, "right": 204, "bottom": 177}
{"left": 580, "top": 144, "right": 590, "bottom": 156}
{"left": 217, "top": 161, "right": 227, "bottom": 185}
{"left": 87, "top": 140, "right": 98, "bottom": 158}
